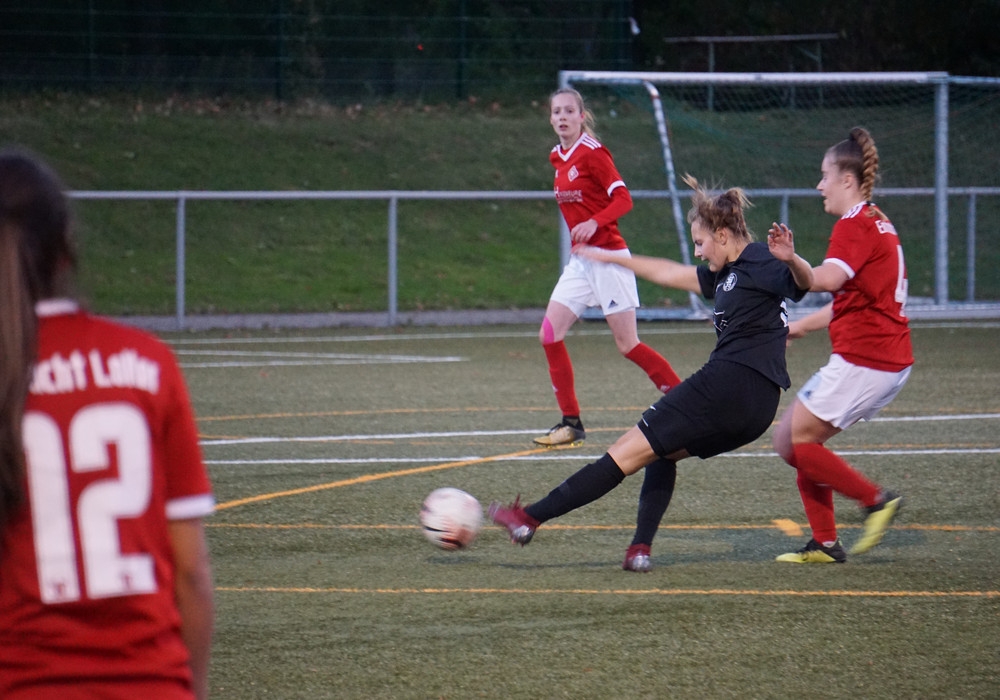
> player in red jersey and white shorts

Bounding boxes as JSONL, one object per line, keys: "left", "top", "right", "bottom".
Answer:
{"left": 535, "top": 88, "right": 681, "bottom": 447}
{"left": 0, "top": 149, "right": 215, "bottom": 699}
{"left": 769, "top": 127, "right": 913, "bottom": 564}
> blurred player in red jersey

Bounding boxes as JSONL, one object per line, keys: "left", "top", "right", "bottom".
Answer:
{"left": 769, "top": 127, "right": 913, "bottom": 564}
{"left": 534, "top": 88, "right": 682, "bottom": 447}
{"left": 0, "top": 148, "right": 215, "bottom": 699}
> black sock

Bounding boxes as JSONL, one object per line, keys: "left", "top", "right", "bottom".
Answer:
{"left": 525, "top": 453, "right": 625, "bottom": 523}
{"left": 562, "top": 415, "right": 583, "bottom": 430}
{"left": 631, "top": 458, "right": 677, "bottom": 547}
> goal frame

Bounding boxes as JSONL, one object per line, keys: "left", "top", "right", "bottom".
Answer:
{"left": 559, "top": 70, "right": 964, "bottom": 320}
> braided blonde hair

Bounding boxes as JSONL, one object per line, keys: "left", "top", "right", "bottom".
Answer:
{"left": 828, "top": 127, "right": 887, "bottom": 218}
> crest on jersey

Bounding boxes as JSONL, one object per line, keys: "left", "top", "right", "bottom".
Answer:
{"left": 723, "top": 272, "right": 737, "bottom": 291}
{"left": 568, "top": 165, "right": 579, "bottom": 182}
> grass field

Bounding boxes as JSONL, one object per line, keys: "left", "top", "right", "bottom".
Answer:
{"left": 175, "top": 319, "right": 1000, "bottom": 699}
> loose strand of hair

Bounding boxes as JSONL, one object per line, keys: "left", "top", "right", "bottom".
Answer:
{"left": 682, "top": 174, "right": 754, "bottom": 242}
{"left": 0, "top": 225, "right": 33, "bottom": 536}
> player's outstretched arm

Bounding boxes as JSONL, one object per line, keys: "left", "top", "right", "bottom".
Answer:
{"left": 574, "top": 245, "right": 701, "bottom": 293}
{"left": 767, "top": 222, "right": 813, "bottom": 291}
{"left": 787, "top": 302, "right": 834, "bottom": 340}
{"left": 768, "top": 223, "right": 849, "bottom": 294}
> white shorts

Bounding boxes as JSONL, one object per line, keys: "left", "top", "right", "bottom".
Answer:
{"left": 797, "top": 353, "right": 912, "bottom": 430}
{"left": 549, "top": 249, "right": 641, "bottom": 317}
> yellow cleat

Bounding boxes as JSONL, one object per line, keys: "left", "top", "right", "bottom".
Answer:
{"left": 776, "top": 538, "right": 846, "bottom": 563}
{"left": 851, "top": 493, "right": 902, "bottom": 555}
{"left": 532, "top": 422, "right": 585, "bottom": 447}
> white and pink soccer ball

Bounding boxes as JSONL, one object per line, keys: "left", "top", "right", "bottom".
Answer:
{"left": 419, "top": 487, "right": 483, "bottom": 550}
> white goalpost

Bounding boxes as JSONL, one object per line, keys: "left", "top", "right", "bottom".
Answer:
{"left": 559, "top": 70, "right": 1000, "bottom": 321}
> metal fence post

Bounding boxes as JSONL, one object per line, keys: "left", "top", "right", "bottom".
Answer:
{"left": 175, "top": 194, "right": 186, "bottom": 330}
{"left": 934, "top": 78, "right": 950, "bottom": 305}
{"left": 388, "top": 195, "right": 398, "bottom": 326}
{"left": 967, "top": 192, "right": 977, "bottom": 302}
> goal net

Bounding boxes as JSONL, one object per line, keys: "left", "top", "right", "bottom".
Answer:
{"left": 559, "top": 71, "right": 1000, "bottom": 320}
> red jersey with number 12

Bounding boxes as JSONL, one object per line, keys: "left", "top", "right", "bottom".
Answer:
{"left": 551, "top": 133, "right": 631, "bottom": 250}
{"left": 824, "top": 202, "right": 914, "bottom": 372}
{"left": 0, "top": 302, "right": 213, "bottom": 699}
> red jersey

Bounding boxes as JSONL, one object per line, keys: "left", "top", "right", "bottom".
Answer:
{"left": 550, "top": 133, "right": 632, "bottom": 250}
{"left": 0, "top": 301, "right": 213, "bottom": 700}
{"left": 824, "top": 203, "right": 914, "bottom": 372}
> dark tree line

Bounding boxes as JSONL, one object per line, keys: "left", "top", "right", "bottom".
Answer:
{"left": 635, "top": 0, "right": 999, "bottom": 75}
{"left": 1, "top": 1, "right": 996, "bottom": 99}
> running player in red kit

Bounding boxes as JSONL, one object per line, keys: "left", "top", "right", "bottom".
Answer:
{"left": 0, "top": 149, "right": 215, "bottom": 699}
{"left": 534, "top": 88, "right": 682, "bottom": 446}
{"left": 770, "top": 127, "right": 913, "bottom": 563}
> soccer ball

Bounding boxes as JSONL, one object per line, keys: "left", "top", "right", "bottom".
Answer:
{"left": 419, "top": 487, "right": 483, "bottom": 550}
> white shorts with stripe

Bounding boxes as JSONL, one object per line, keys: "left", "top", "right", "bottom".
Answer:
{"left": 797, "top": 353, "right": 912, "bottom": 430}
{"left": 549, "top": 249, "right": 640, "bottom": 317}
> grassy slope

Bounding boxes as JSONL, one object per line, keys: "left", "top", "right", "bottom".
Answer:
{"left": 1, "top": 91, "right": 996, "bottom": 314}
{"left": 3, "top": 94, "right": 570, "bottom": 314}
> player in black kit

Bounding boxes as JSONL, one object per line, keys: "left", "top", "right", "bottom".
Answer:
{"left": 490, "top": 176, "right": 814, "bottom": 571}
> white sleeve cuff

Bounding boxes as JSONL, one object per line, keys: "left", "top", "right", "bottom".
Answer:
{"left": 823, "top": 257, "right": 856, "bottom": 280}
{"left": 166, "top": 493, "right": 216, "bottom": 520}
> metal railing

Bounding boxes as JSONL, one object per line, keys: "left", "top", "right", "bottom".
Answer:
{"left": 69, "top": 187, "right": 1000, "bottom": 329}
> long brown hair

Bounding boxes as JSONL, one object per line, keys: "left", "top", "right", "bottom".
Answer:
{"left": 0, "top": 148, "right": 76, "bottom": 534}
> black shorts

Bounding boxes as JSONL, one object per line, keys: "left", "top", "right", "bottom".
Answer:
{"left": 636, "top": 359, "right": 781, "bottom": 459}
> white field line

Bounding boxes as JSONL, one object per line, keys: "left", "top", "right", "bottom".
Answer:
{"left": 201, "top": 413, "right": 1000, "bottom": 451}
{"left": 201, "top": 428, "right": 553, "bottom": 445}
{"left": 201, "top": 411, "right": 1000, "bottom": 464}
{"left": 201, "top": 411, "right": 1000, "bottom": 446}
{"left": 167, "top": 320, "right": 1000, "bottom": 347}
{"left": 169, "top": 327, "right": 713, "bottom": 347}
{"left": 204, "top": 447, "right": 1000, "bottom": 466}
{"left": 177, "top": 348, "right": 465, "bottom": 368}
{"left": 170, "top": 323, "right": 998, "bottom": 366}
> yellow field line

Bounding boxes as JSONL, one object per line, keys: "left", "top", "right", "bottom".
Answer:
{"left": 208, "top": 521, "right": 1000, "bottom": 533}
{"left": 215, "top": 585, "right": 1000, "bottom": 598}
{"left": 213, "top": 444, "right": 579, "bottom": 510}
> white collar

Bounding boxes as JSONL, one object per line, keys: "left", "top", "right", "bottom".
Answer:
{"left": 841, "top": 201, "right": 866, "bottom": 219}
{"left": 35, "top": 299, "right": 80, "bottom": 317}
{"left": 555, "top": 133, "right": 588, "bottom": 161}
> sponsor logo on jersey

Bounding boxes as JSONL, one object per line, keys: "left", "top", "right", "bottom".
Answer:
{"left": 875, "top": 219, "right": 898, "bottom": 236}
{"left": 554, "top": 188, "right": 584, "bottom": 204}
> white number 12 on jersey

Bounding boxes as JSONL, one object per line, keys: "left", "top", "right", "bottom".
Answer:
{"left": 24, "top": 402, "right": 157, "bottom": 603}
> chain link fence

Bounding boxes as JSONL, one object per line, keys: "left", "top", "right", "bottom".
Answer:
{"left": 1, "top": 1, "right": 637, "bottom": 102}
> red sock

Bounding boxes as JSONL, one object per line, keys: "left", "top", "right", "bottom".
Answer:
{"left": 625, "top": 342, "right": 681, "bottom": 392}
{"left": 795, "top": 470, "right": 837, "bottom": 543}
{"left": 543, "top": 340, "right": 579, "bottom": 417}
{"left": 790, "top": 443, "right": 881, "bottom": 507}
